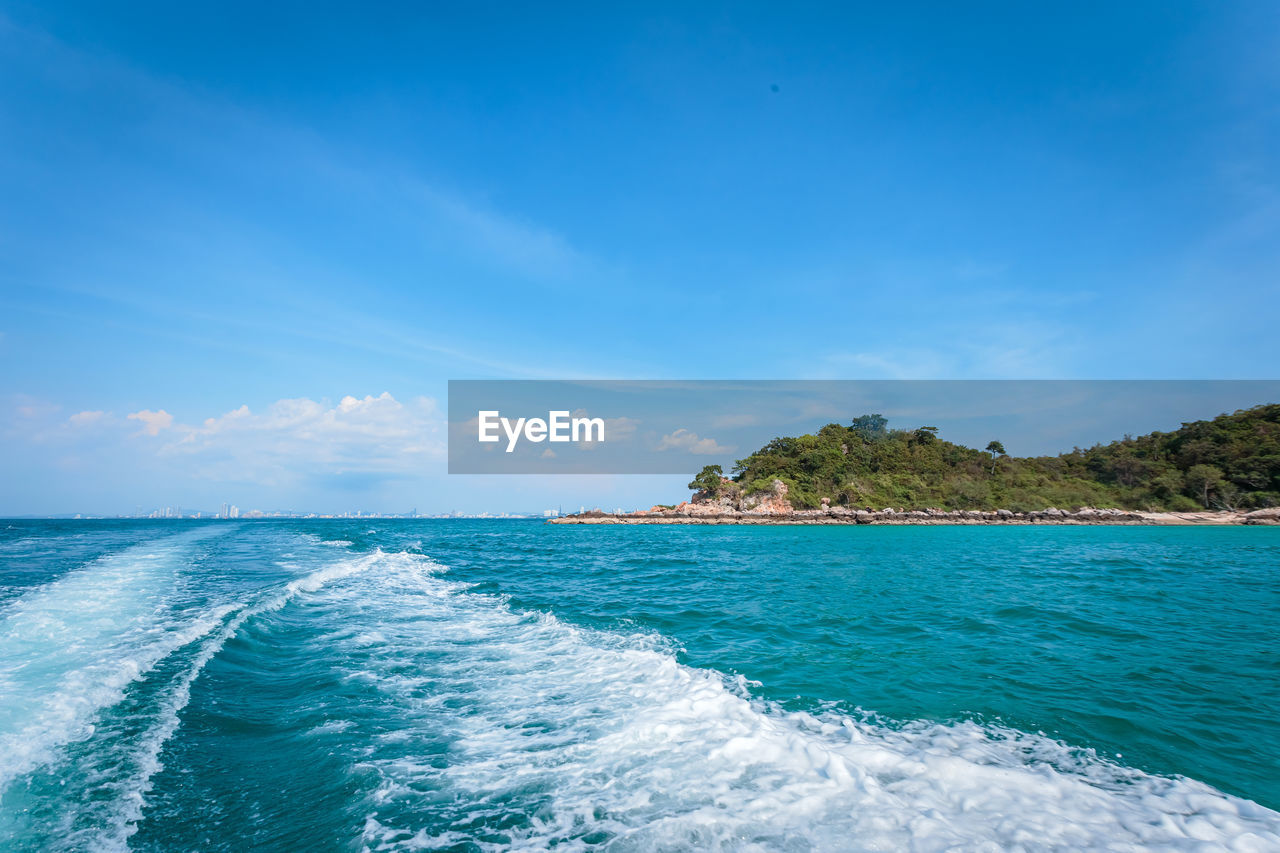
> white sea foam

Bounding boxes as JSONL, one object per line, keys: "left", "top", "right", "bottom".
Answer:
{"left": 0, "top": 532, "right": 231, "bottom": 794}
{"left": 0, "top": 538, "right": 388, "bottom": 849}
{"left": 64, "top": 549, "right": 389, "bottom": 852}
{"left": 298, "top": 533, "right": 354, "bottom": 548}
{"left": 296, "top": 551, "right": 1280, "bottom": 853}
{"left": 7, "top": 542, "right": 1277, "bottom": 851}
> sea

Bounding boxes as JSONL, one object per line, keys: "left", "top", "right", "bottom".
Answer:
{"left": 1, "top": 519, "right": 1277, "bottom": 851}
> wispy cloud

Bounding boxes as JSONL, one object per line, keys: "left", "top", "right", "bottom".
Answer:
{"left": 15, "top": 397, "right": 60, "bottom": 420}
{"left": 820, "top": 319, "right": 1077, "bottom": 380}
{"left": 655, "top": 428, "right": 733, "bottom": 455}
{"left": 709, "top": 413, "right": 760, "bottom": 428}
{"left": 68, "top": 410, "right": 106, "bottom": 426}
{"left": 0, "top": 19, "right": 605, "bottom": 381}
{"left": 414, "top": 185, "right": 588, "bottom": 281}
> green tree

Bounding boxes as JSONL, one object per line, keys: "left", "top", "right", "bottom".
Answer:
{"left": 912, "top": 426, "right": 939, "bottom": 444}
{"left": 1184, "top": 464, "right": 1225, "bottom": 508}
{"left": 985, "top": 440, "right": 1006, "bottom": 474}
{"left": 688, "top": 464, "right": 724, "bottom": 497}
{"left": 692, "top": 405, "right": 1280, "bottom": 512}
{"left": 1109, "top": 451, "right": 1146, "bottom": 487}
{"left": 850, "top": 414, "right": 889, "bottom": 441}
{"left": 1150, "top": 469, "right": 1184, "bottom": 501}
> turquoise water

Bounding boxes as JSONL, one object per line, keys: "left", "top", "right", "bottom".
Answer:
{"left": 1, "top": 520, "right": 1278, "bottom": 851}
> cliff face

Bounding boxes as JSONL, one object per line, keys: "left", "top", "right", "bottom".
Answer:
{"left": 689, "top": 478, "right": 793, "bottom": 515}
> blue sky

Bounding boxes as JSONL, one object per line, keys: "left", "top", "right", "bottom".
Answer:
{"left": 2, "top": 2, "right": 1278, "bottom": 514}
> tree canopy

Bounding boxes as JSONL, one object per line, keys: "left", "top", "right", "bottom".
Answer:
{"left": 701, "top": 404, "right": 1280, "bottom": 511}
{"left": 687, "top": 464, "right": 724, "bottom": 497}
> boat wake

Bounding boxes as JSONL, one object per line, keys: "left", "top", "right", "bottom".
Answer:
{"left": 0, "top": 534, "right": 385, "bottom": 850}
{"left": 303, "top": 551, "right": 1280, "bottom": 852}
{"left": 2, "top": 538, "right": 1277, "bottom": 851}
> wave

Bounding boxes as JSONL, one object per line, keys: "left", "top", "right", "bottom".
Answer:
{"left": 297, "top": 533, "right": 355, "bottom": 548}
{"left": 285, "top": 550, "right": 1280, "bottom": 852}
{"left": 65, "top": 549, "right": 389, "bottom": 852}
{"left": 6, "top": 540, "right": 1278, "bottom": 851}
{"left": 0, "top": 535, "right": 386, "bottom": 850}
{"left": 0, "top": 530, "right": 231, "bottom": 794}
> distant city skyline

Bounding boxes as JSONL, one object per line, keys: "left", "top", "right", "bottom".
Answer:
{"left": 28, "top": 504, "right": 619, "bottom": 521}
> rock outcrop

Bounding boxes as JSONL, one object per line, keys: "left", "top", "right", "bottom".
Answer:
{"left": 549, "top": 503, "right": 1260, "bottom": 526}
{"left": 686, "top": 477, "right": 793, "bottom": 516}
{"left": 1244, "top": 507, "right": 1280, "bottom": 525}
{"left": 550, "top": 480, "right": 1275, "bottom": 527}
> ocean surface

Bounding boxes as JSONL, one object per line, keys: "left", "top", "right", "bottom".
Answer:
{"left": 1, "top": 520, "right": 1278, "bottom": 852}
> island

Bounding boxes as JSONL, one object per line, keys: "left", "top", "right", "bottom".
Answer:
{"left": 552, "top": 404, "right": 1280, "bottom": 526}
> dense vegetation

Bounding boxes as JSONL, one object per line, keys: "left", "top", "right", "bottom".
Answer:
{"left": 688, "top": 405, "right": 1280, "bottom": 512}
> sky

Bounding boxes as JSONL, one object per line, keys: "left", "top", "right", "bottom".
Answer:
{"left": 1, "top": 2, "right": 1278, "bottom": 515}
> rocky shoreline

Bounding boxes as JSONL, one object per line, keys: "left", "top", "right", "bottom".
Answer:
{"left": 550, "top": 506, "right": 1280, "bottom": 525}
{"left": 550, "top": 477, "right": 1280, "bottom": 526}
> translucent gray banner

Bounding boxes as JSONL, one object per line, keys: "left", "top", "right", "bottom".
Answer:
{"left": 447, "top": 380, "right": 1280, "bottom": 474}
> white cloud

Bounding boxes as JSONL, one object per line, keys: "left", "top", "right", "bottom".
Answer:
{"left": 68, "top": 410, "right": 106, "bottom": 426}
{"left": 128, "top": 409, "right": 174, "bottom": 435}
{"left": 567, "top": 412, "right": 638, "bottom": 451}
{"left": 655, "top": 428, "right": 733, "bottom": 455}
{"left": 160, "top": 392, "right": 444, "bottom": 485}
{"left": 602, "top": 415, "right": 638, "bottom": 439}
